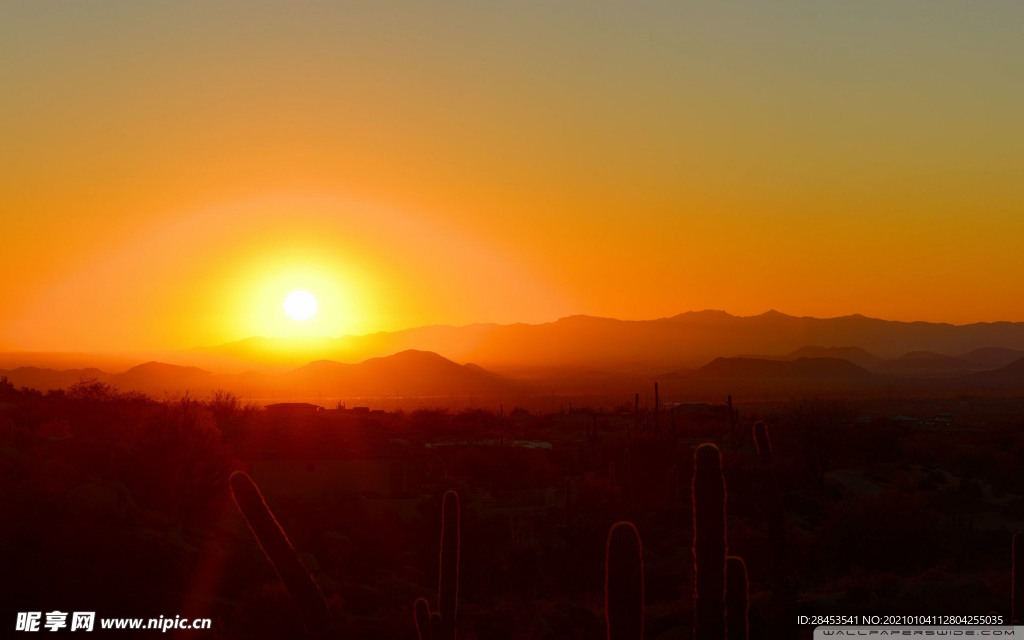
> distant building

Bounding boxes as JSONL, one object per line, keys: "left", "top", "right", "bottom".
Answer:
{"left": 265, "top": 402, "right": 322, "bottom": 418}
{"left": 320, "top": 406, "right": 373, "bottom": 418}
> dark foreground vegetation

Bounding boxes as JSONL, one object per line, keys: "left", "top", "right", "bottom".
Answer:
{"left": 3, "top": 376, "right": 1024, "bottom": 638}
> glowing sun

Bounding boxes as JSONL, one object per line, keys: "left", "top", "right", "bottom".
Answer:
{"left": 283, "top": 290, "right": 318, "bottom": 320}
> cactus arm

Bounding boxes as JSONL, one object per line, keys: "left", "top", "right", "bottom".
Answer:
{"left": 438, "top": 490, "right": 460, "bottom": 639}
{"left": 605, "top": 521, "right": 644, "bottom": 640}
{"left": 229, "top": 471, "right": 333, "bottom": 638}
{"left": 726, "top": 556, "right": 749, "bottom": 640}
{"left": 414, "top": 598, "right": 431, "bottom": 640}
{"left": 693, "top": 443, "right": 727, "bottom": 640}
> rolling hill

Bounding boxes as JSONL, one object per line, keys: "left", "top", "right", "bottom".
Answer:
{"left": 282, "top": 350, "right": 514, "bottom": 397}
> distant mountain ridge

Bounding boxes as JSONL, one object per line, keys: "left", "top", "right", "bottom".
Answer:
{"left": 691, "top": 356, "right": 875, "bottom": 380}
{"left": 0, "top": 367, "right": 110, "bottom": 391}
{"left": 202, "top": 310, "right": 1024, "bottom": 371}
{"left": 876, "top": 351, "right": 976, "bottom": 375}
{"left": 0, "top": 350, "right": 513, "bottom": 400}
{"left": 739, "top": 346, "right": 885, "bottom": 371}
{"left": 8, "top": 310, "right": 1024, "bottom": 403}
{"left": 738, "top": 345, "right": 1024, "bottom": 376}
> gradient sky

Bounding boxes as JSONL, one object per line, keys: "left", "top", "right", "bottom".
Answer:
{"left": 3, "top": 1, "right": 1023, "bottom": 352}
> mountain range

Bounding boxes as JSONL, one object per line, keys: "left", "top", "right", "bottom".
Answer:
{"left": 5, "top": 311, "right": 1024, "bottom": 403}
{"left": 0, "top": 350, "right": 515, "bottom": 401}
{"left": 193, "top": 310, "right": 1024, "bottom": 372}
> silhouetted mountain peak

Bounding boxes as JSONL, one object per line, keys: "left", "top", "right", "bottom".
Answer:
{"left": 121, "top": 361, "right": 211, "bottom": 377}
{"left": 384, "top": 349, "right": 455, "bottom": 363}
{"left": 668, "top": 309, "right": 734, "bottom": 320}
{"left": 283, "top": 349, "right": 511, "bottom": 397}
{"left": 754, "top": 309, "right": 797, "bottom": 320}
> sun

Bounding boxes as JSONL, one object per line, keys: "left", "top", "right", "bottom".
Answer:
{"left": 283, "top": 290, "right": 318, "bottom": 320}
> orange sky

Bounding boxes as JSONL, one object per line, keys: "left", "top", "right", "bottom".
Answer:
{"left": 3, "top": 2, "right": 1024, "bottom": 352}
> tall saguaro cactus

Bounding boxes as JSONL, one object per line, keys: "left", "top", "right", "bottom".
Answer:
{"left": 693, "top": 443, "right": 727, "bottom": 640}
{"left": 229, "top": 471, "right": 333, "bottom": 638}
{"left": 414, "top": 490, "right": 461, "bottom": 640}
{"left": 605, "top": 521, "right": 645, "bottom": 640}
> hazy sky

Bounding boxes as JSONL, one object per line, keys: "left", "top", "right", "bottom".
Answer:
{"left": 3, "top": 1, "right": 1023, "bottom": 351}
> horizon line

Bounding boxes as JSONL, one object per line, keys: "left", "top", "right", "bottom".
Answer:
{"left": 3, "top": 308, "right": 1023, "bottom": 357}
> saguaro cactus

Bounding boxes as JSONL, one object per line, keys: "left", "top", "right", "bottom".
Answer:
{"left": 753, "top": 422, "right": 772, "bottom": 465}
{"left": 598, "top": 444, "right": 754, "bottom": 639}
{"left": 726, "top": 556, "right": 749, "bottom": 640}
{"left": 229, "top": 471, "right": 333, "bottom": 638}
{"left": 693, "top": 443, "right": 727, "bottom": 640}
{"left": 654, "top": 382, "right": 660, "bottom": 419}
{"left": 605, "top": 521, "right": 644, "bottom": 640}
{"left": 414, "top": 490, "right": 461, "bottom": 640}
